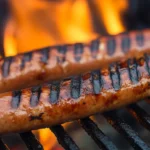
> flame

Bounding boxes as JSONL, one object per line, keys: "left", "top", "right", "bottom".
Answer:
{"left": 38, "top": 129, "right": 57, "bottom": 150}
{"left": 37, "top": 122, "right": 72, "bottom": 150}
{"left": 95, "top": 0, "right": 127, "bottom": 35}
{"left": 4, "top": 18, "right": 17, "bottom": 56}
{"left": 4, "top": 0, "right": 127, "bottom": 149}
{"left": 4, "top": 0, "right": 96, "bottom": 55}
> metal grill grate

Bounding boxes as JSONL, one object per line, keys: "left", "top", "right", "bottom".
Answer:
{"left": 0, "top": 139, "right": 9, "bottom": 150}
{"left": 1, "top": 102, "right": 150, "bottom": 150}
{"left": 20, "top": 132, "right": 43, "bottom": 150}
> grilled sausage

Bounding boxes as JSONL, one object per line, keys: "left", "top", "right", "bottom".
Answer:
{"left": 0, "top": 55, "right": 150, "bottom": 135}
{"left": 0, "top": 29, "right": 150, "bottom": 93}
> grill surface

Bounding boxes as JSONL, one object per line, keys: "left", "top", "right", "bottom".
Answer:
{"left": 1, "top": 102, "right": 150, "bottom": 150}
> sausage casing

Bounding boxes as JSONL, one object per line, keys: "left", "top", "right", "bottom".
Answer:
{"left": 0, "top": 55, "right": 150, "bottom": 135}
{"left": 0, "top": 29, "right": 150, "bottom": 93}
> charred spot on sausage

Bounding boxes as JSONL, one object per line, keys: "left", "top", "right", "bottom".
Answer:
{"left": 92, "top": 70, "right": 102, "bottom": 94}
{"left": 71, "top": 75, "right": 81, "bottom": 99}
{"left": 20, "top": 52, "right": 32, "bottom": 69}
{"left": 11, "top": 90, "right": 22, "bottom": 109}
{"left": 57, "top": 45, "right": 67, "bottom": 63}
{"left": 29, "top": 113, "right": 44, "bottom": 121}
{"left": 121, "top": 34, "right": 131, "bottom": 53}
{"left": 145, "top": 54, "right": 150, "bottom": 75}
{"left": 30, "top": 86, "right": 41, "bottom": 107}
{"left": 40, "top": 47, "right": 50, "bottom": 64}
{"left": 74, "top": 43, "right": 83, "bottom": 62}
{"left": 49, "top": 82, "right": 60, "bottom": 104}
{"left": 2, "top": 57, "right": 12, "bottom": 77}
{"left": 91, "top": 39, "right": 99, "bottom": 58}
{"left": 109, "top": 63, "right": 120, "bottom": 91}
{"left": 136, "top": 31, "right": 144, "bottom": 47}
{"left": 107, "top": 37, "right": 116, "bottom": 56}
{"left": 128, "top": 59, "right": 139, "bottom": 84}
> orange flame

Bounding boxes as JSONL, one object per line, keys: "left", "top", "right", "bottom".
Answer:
{"left": 4, "top": 0, "right": 96, "bottom": 55}
{"left": 38, "top": 129, "right": 57, "bottom": 150}
{"left": 95, "top": 0, "right": 127, "bottom": 35}
{"left": 4, "top": 18, "right": 17, "bottom": 56}
{"left": 4, "top": 0, "right": 127, "bottom": 149}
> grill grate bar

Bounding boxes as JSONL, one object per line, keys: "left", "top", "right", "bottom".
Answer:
{"left": 103, "top": 110, "right": 150, "bottom": 150}
{"left": 50, "top": 125, "right": 79, "bottom": 150}
{"left": 0, "top": 139, "right": 9, "bottom": 150}
{"left": 80, "top": 117, "right": 118, "bottom": 150}
{"left": 127, "top": 104, "right": 150, "bottom": 131}
{"left": 20, "top": 131, "right": 44, "bottom": 150}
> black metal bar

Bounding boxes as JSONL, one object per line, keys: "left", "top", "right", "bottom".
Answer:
{"left": 20, "top": 131, "right": 43, "bottom": 150}
{"left": 80, "top": 117, "right": 118, "bottom": 150}
{"left": 0, "top": 139, "right": 9, "bottom": 150}
{"left": 103, "top": 111, "right": 150, "bottom": 150}
{"left": 50, "top": 125, "right": 79, "bottom": 150}
{"left": 127, "top": 104, "right": 150, "bottom": 131}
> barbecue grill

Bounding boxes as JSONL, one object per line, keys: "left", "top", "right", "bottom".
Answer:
{"left": 0, "top": 0, "right": 150, "bottom": 150}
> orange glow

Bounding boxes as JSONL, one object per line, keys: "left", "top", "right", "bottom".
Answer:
{"left": 38, "top": 128, "right": 57, "bottom": 150}
{"left": 62, "top": 0, "right": 95, "bottom": 43}
{"left": 4, "top": 19, "right": 17, "bottom": 56}
{"left": 38, "top": 122, "right": 72, "bottom": 150}
{"left": 95, "top": 0, "right": 127, "bottom": 35}
{"left": 4, "top": 0, "right": 96, "bottom": 55}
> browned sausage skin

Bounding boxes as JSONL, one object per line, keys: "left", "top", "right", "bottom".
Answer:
{"left": 0, "top": 29, "right": 150, "bottom": 93}
{"left": 0, "top": 55, "right": 150, "bottom": 135}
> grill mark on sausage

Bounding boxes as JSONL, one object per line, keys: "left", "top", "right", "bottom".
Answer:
{"left": 81, "top": 73, "right": 93, "bottom": 95}
{"left": 91, "top": 39, "right": 99, "bottom": 58}
{"left": 101, "top": 69, "right": 113, "bottom": 91}
{"left": 50, "top": 82, "right": 60, "bottom": 104}
{"left": 145, "top": 54, "right": 150, "bottom": 75}
{"left": 106, "top": 37, "right": 116, "bottom": 56}
{"left": 0, "top": 29, "right": 149, "bottom": 94}
{"left": 29, "top": 113, "right": 44, "bottom": 121}
{"left": 118, "top": 61, "right": 131, "bottom": 86}
{"left": 71, "top": 75, "right": 81, "bottom": 99}
{"left": 121, "top": 34, "right": 131, "bottom": 53}
{"left": 20, "top": 52, "right": 32, "bottom": 69}
{"left": 57, "top": 45, "right": 67, "bottom": 63}
{"left": 8, "top": 54, "right": 150, "bottom": 109}
{"left": 109, "top": 63, "right": 120, "bottom": 90}
{"left": 11, "top": 90, "right": 21, "bottom": 108}
{"left": 137, "top": 57, "right": 149, "bottom": 79}
{"left": 1, "top": 55, "right": 150, "bottom": 134}
{"left": 128, "top": 59, "right": 139, "bottom": 84}
{"left": 136, "top": 31, "right": 144, "bottom": 47}
{"left": 30, "top": 86, "right": 41, "bottom": 107}
{"left": 40, "top": 47, "right": 50, "bottom": 63}
{"left": 2, "top": 57, "right": 12, "bottom": 77}
{"left": 74, "top": 43, "right": 83, "bottom": 62}
{"left": 92, "top": 70, "right": 102, "bottom": 94}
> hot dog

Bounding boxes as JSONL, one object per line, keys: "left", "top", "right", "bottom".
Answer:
{"left": 0, "top": 29, "right": 150, "bottom": 93}
{"left": 0, "top": 55, "right": 150, "bottom": 135}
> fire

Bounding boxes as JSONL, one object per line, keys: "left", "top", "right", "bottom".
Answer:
{"left": 4, "top": 0, "right": 127, "bottom": 149}
{"left": 94, "top": 0, "right": 127, "bottom": 35}
{"left": 37, "top": 128, "right": 57, "bottom": 150}
{"left": 4, "top": 0, "right": 96, "bottom": 55}
{"left": 4, "top": 18, "right": 17, "bottom": 56}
